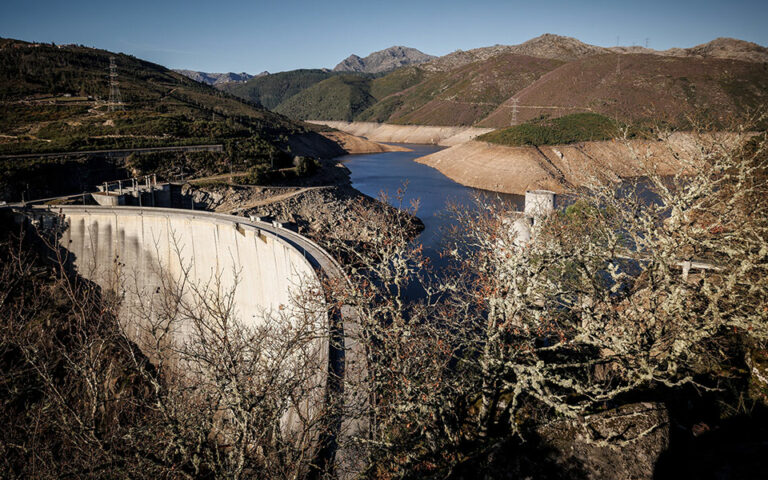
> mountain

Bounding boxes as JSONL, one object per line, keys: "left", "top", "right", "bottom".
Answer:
{"left": 356, "top": 54, "right": 563, "bottom": 125}
{"left": 663, "top": 37, "right": 768, "bottom": 63}
{"left": 274, "top": 75, "right": 377, "bottom": 121}
{"left": 333, "top": 46, "right": 435, "bottom": 74}
{"left": 478, "top": 52, "right": 768, "bottom": 127}
{"left": 0, "top": 38, "right": 303, "bottom": 153}
{"left": 301, "top": 35, "right": 768, "bottom": 128}
{"left": 422, "top": 34, "right": 609, "bottom": 72}
{"left": 173, "top": 69, "right": 260, "bottom": 86}
{"left": 609, "top": 38, "right": 768, "bottom": 63}
{"left": 263, "top": 67, "right": 426, "bottom": 122}
{"left": 222, "top": 34, "right": 767, "bottom": 129}
{"left": 222, "top": 69, "right": 340, "bottom": 110}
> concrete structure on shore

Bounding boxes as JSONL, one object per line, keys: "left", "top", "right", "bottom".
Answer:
{"left": 92, "top": 175, "right": 172, "bottom": 207}
{"left": 510, "top": 190, "right": 557, "bottom": 246}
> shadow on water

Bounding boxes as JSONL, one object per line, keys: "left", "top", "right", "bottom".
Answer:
{"left": 339, "top": 143, "right": 522, "bottom": 298}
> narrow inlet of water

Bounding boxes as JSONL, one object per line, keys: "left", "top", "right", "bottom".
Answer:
{"left": 338, "top": 143, "right": 522, "bottom": 271}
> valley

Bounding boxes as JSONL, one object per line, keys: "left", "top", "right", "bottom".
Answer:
{"left": 1, "top": 19, "right": 767, "bottom": 479}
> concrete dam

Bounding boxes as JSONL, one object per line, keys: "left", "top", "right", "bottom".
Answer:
{"left": 47, "top": 205, "right": 321, "bottom": 321}
{"left": 8, "top": 203, "right": 364, "bottom": 475}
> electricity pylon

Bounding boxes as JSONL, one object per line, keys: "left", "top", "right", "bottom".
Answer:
{"left": 108, "top": 57, "right": 123, "bottom": 111}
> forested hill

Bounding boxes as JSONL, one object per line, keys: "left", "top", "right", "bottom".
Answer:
{"left": 221, "top": 69, "right": 343, "bottom": 110}
{"left": 0, "top": 38, "right": 336, "bottom": 157}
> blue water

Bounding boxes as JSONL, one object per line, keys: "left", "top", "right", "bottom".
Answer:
{"left": 339, "top": 143, "right": 523, "bottom": 262}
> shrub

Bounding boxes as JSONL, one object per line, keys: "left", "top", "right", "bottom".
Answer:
{"left": 478, "top": 113, "right": 619, "bottom": 146}
{"left": 244, "top": 164, "right": 270, "bottom": 185}
{"left": 296, "top": 156, "right": 319, "bottom": 177}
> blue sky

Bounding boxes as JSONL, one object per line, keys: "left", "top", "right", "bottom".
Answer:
{"left": 1, "top": 0, "right": 766, "bottom": 73}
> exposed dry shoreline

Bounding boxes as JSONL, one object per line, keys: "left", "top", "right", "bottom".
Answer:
{"left": 308, "top": 120, "right": 493, "bottom": 146}
{"left": 413, "top": 135, "right": 707, "bottom": 194}
{"left": 306, "top": 121, "right": 735, "bottom": 196}
{"left": 319, "top": 130, "right": 411, "bottom": 154}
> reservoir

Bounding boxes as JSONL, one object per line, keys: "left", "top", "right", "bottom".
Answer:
{"left": 339, "top": 143, "right": 522, "bottom": 264}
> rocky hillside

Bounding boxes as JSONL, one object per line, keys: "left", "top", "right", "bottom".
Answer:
{"left": 479, "top": 53, "right": 768, "bottom": 127}
{"left": 648, "top": 37, "right": 768, "bottom": 63}
{"left": 357, "top": 53, "right": 564, "bottom": 125}
{"left": 173, "top": 69, "right": 263, "bottom": 86}
{"left": 423, "top": 34, "right": 609, "bottom": 72}
{"left": 0, "top": 38, "right": 332, "bottom": 153}
{"left": 333, "top": 46, "right": 435, "bottom": 74}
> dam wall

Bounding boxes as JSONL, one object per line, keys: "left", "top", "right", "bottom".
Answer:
{"left": 8, "top": 204, "right": 367, "bottom": 476}
{"left": 40, "top": 206, "right": 320, "bottom": 325}
{"left": 18, "top": 205, "right": 329, "bottom": 414}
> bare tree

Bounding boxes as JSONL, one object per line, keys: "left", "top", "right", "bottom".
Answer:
{"left": 438, "top": 123, "right": 768, "bottom": 448}
{"left": 0, "top": 218, "right": 336, "bottom": 479}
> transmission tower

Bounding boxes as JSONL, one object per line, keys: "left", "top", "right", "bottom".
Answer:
{"left": 510, "top": 97, "right": 519, "bottom": 126}
{"left": 108, "top": 57, "right": 123, "bottom": 111}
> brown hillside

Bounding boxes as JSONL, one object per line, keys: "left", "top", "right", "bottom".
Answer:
{"left": 423, "top": 34, "right": 608, "bottom": 72}
{"left": 666, "top": 37, "right": 768, "bottom": 63}
{"left": 363, "top": 54, "right": 563, "bottom": 126}
{"left": 479, "top": 53, "right": 768, "bottom": 127}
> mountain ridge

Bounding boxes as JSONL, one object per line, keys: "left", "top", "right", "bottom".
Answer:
{"left": 333, "top": 46, "right": 435, "bottom": 74}
{"left": 223, "top": 34, "right": 768, "bottom": 128}
{"left": 0, "top": 37, "right": 351, "bottom": 199}
{"left": 173, "top": 69, "right": 265, "bottom": 86}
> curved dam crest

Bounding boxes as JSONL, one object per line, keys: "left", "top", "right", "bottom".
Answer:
{"left": 57, "top": 206, "right": 317, "bottom": 324}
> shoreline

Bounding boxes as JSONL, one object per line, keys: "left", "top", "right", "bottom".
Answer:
{"left": 307, "top": 120, "right": 493, "bottom": 147}
{"left": 305, "top": 121, "right": 732, "bottom": 196}
{"left": 414, "top": 135, "right": 709, "bottom": 195}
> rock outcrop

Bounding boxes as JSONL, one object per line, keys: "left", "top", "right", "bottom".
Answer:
{"left": 173, "top": 69, "right": 257, "bottom": 86}
{"left": 423, "top": 34, "right": 610, "bottom": 72}
{"left": 333, "top": 46, "right": 435, "bottom": 74}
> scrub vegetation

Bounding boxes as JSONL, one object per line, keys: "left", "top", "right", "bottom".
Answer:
{"left": 476, "top": 113, "right": 620, "bottom": 146}
{"left": 2, "top": 123, "right": 767, "bottom": 479}
{"left": 0, "top": 39, "right": 339, "bottom": 201}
